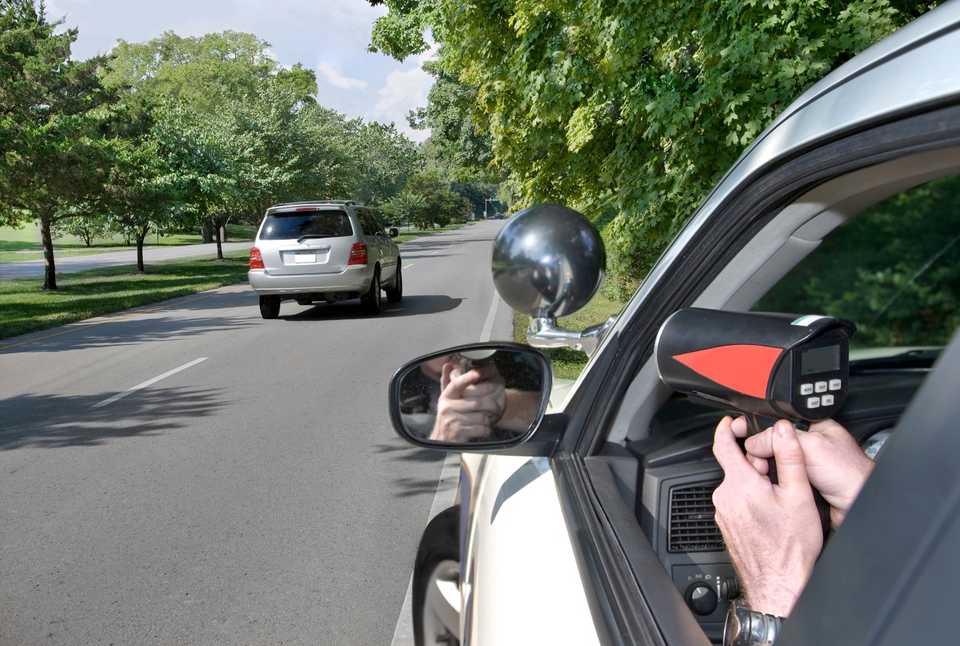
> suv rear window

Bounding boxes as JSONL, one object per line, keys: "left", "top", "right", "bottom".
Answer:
{"left": 260, "top": 209, "right": 353, "bottom": 240}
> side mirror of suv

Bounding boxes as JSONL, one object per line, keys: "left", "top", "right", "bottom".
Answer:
{"left": 491, "top": 204, "right": 614, "bottom": 355}
{"left": 389, "top": 227, "right": 399, "bottom": 238}
{"left": 389, "top": 343, "right": 557, "bottom": 453}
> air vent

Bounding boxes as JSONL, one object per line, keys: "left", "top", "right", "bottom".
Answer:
{"left": 668, "top": 482, "right": 724, "bottom": 553}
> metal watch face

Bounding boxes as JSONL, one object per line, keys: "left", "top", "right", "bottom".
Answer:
{"left": 723, "top": 602, "right": 742, "bottom": 646}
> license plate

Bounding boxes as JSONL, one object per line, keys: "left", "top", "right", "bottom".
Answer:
{"left": 294, "top": 253, "right": 316, "bottom": 264}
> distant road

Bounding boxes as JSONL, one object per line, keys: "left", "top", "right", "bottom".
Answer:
{"left": 0, "top": 241, "right": 253, "bottom": 279}
{"left": 0, "top": 221, "right": 512, "bottom": 645}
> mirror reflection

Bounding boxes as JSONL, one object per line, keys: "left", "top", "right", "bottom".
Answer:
{"left": 397, "top": 348, "right": 547, "bottom": 445}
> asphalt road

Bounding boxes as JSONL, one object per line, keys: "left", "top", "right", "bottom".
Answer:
{"left": 0, "top": 242, "right": 253, "bottom": 280}
{"left": 0, "top": 221, "right": 512, "bottom": 645}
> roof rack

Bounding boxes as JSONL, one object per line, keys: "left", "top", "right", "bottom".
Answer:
{"left": 268, "top": 199, "right": 360, "bottom": 210}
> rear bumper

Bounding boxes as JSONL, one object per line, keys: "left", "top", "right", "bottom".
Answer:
{"left": 248, "top": 265, "right": 372, "bottom": 296}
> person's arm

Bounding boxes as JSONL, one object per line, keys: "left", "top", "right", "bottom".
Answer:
{"left": 712, "top": 417, "right": 823, "bottom": 617}
{"left": 738, "top": 418, "right": 875, "bottom": 528}
{"left": 494, "top": 389, "right": 541, "bottom": 432}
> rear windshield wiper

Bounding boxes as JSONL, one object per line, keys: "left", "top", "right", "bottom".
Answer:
{"left": 297, "top": 234, "right": 329, "bottom": 243}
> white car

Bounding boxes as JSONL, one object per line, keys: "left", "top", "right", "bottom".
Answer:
{"left": 248, "top": 200, "right": 401, "bottom": 318}
{"left": 389, "top": 4, "right": 960, "bottom": 646}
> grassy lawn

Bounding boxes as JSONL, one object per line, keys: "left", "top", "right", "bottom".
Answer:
{"left": 514, "top": 288, "right": 629, "bottom": 380}
{"left": 0, "top": 223, "right": 257, "bottom": 263}
{"left": 0, "top": 253, "right": 250, "bottom": 341}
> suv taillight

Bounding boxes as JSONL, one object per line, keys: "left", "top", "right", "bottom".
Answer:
{"left": 348, "top": 242, "right": 368, "bottom": 266}
{"left": 249, "top": 247, "right": 265, "bottom": 270}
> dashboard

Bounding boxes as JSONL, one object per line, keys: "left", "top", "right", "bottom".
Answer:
{"left": 626, "top": 368, "right": 925, "bottom": 642}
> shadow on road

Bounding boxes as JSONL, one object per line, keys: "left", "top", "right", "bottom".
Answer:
{"left": 0, "top": 386, "right": 226, "bottom": 450}
{"left": 373, "top": 441, "right": 444, "bottom": 463}
{"left": 373, "top": 439, "right": 449, "bottom": 498}
{"left": 0, "top": 315, "right": 254, "bottom": 354}
{"left": 281, "top": 295, "right": 463, "bottom": 321}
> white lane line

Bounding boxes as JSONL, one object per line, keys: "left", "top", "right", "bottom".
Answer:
{"left": 479, "top": 288, "right": 501, "bottom": 342}
{"left": 390, "top": 274, "right": 503, "bottom": 646}
{"left": 92, "top": 357, "right": 208, "bottom": 409}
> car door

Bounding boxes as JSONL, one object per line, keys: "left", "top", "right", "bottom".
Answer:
{"left": 356, "top": 208, "right": 384, "bottom": 270}
{"left": 372, "top": 211, "right": 398, "bottom": 278}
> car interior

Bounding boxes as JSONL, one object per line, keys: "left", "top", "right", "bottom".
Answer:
{"left": 585, "top": 148, "right": 960, "bottom": 643}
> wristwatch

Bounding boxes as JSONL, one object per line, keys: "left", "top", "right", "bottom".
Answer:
{"left": 722, "top": 599, "right": 784, "bottom": 646}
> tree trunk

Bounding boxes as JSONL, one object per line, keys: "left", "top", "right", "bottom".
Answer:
{"left": 136, "top": 227, "right": 148, "bottom": 273}
{"left": 40, "top": 214, "right": 57, "bottom": 291}
{"left": 214, "top": 220, "right": 223, "bottom": 260}
{"left": 221, "top": 223, "right": 228, "bottom": 243}
{"left": 201, "top": 219, "right": 214, "bottom": 243}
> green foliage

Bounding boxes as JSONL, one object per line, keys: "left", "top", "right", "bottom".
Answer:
{"left": 758, "top": 175, "right": 960, "bottom": 348}
{"left": 369, "top": 0, "right": 937, "bottom": 283}
{"left": 383, "top": 169, "right": 471, "bottom": 228}
{"left": 0, "top": 0, "right": 116, "bottom": 288}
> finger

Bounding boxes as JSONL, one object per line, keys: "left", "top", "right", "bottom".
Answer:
{"left": 440, "top": 362, "right": 454, "bottom": 391}
{"left": 730, "top": 416, "right": 750, "bottom": 438}
{"left": 809, "top": 418, "right": 847, "bottom": 439}
{"left": 712, "top": 416, "right": 756, "bottom": 478}
{"left": 462, "top": 381, "right": 503, "bottom": 398}
{"left": 747, "top": 454, "right": 770, "bottom": 475}
{"left": 771, "top": 420, "right": 811, "bottom": 491}
{"left": 744, "top": 427, "right": 775, "bottom": 458}
{"left": 442, "top": 369, "right": 484, "bottom": 400}
{"left": 444, "top": 397, "right": 501, "bottom": 415}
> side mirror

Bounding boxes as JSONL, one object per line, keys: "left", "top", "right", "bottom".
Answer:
{"left": 491, "top": 204, "right": 614, "bottom": 354}
{"left": 389, "top": 227, "right": 399, "bottom": 238}
{"left": 389, "top": 343, "right": 552, "bottom": 450}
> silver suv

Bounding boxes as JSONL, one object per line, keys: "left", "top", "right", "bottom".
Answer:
{"left": 248, "top": 201, "right": 401, "bottom": 318}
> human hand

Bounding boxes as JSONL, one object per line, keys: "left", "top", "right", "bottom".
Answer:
{"left": 429, "top": 361, "right": 505, "bottom": 442}
{"left": 736, "top": 417, "right": 874, "bottom": 528}
{"left": 712, "top": 417, "right": 823, "bottom": 617}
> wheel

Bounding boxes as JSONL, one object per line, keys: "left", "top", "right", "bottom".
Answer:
{"left": 259, "top": 295, "right": 281, "bottom": 319}
{"left": 386, "top": 261, "right": 403, "bottom": 303}
{"left": 413, "top": 506, "right": 461, "bottom": 646}
{"left": 361, "top": 268, "right": 382, "bottom": 314}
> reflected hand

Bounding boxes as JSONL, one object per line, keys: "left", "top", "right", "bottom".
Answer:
{"left": 429, "top": 361, "right": 506, "bottom": 442}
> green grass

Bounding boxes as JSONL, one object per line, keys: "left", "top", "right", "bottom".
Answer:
{"left": 0, "top": 253, "right": 250, "bottom": 341}
{"left": 514, "top": 288, "right": 629, "bottom": 380}
{"left": 0, "top": 223, "right": 257, "bottom": 263}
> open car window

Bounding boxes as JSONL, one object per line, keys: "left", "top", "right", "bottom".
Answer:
{"left": 755, "top": 175, "right": 960, "bottom": 359}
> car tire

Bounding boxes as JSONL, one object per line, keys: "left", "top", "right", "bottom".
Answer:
{"left": 413, "top": 506, "right": 461, "bottom": 646}
{"left": 259, "top": 295, "right": 281, "bottom": 319}
{"left": 361, "top": 268, "right": 382, "bottom": 314}
{"left": 386, "top": 261, "right": 403, "bottom": 303}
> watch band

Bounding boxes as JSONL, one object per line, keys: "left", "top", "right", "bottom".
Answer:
{"left": 723, "top": 600, "right": 784, "bottom": 646}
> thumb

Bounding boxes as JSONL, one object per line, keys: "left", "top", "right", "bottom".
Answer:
{"left": 771, "top": 420, "right": 811, "bottom": 492}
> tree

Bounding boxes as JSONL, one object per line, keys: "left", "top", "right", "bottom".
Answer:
{"left": 348, "top": 121, "right": 423, "bottom": 205}
{"left": 369, "top": 0, "right": 937, "bottom": 286}
{"left": 62, "top": 213, "right": 107, "bottom": 247}
{"left": 0, "top": 1, "right": 114, "bottom": 289}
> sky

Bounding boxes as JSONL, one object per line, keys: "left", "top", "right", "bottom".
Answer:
{"left": 44, "top": 0, "right": 434, "bottom": 142}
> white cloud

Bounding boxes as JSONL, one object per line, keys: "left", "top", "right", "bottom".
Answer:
{"left": 372, "top": 46, "right": 436, "bottom": 142}
{"left": 316, "top": 61, "right": 368, "bottom": 90}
